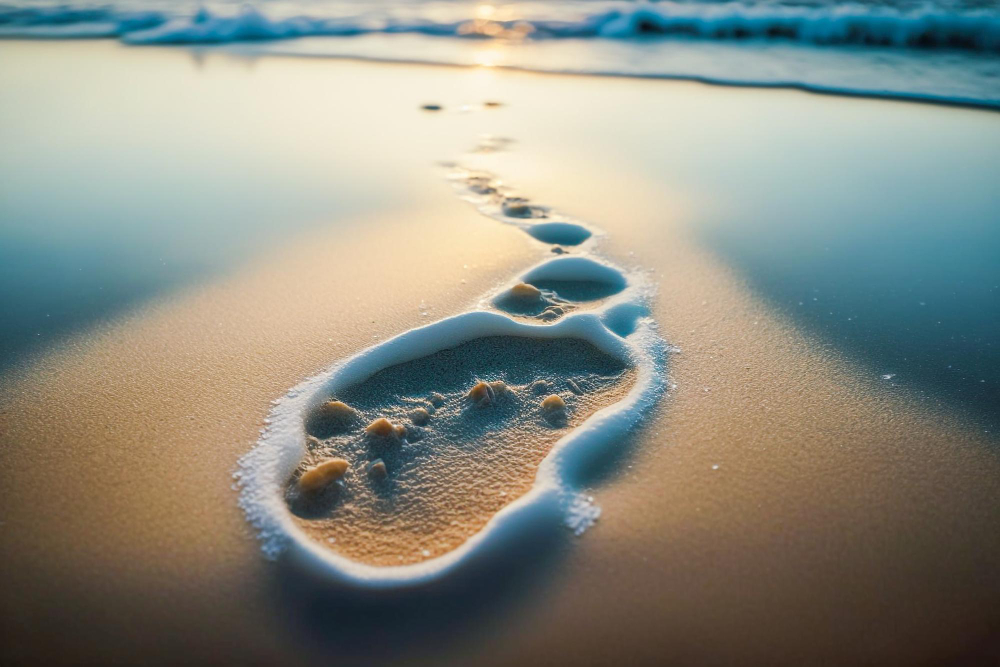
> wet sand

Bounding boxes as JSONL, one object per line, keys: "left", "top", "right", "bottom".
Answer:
{"left": 1, "top": 41, "right": 999, "bottom": 665}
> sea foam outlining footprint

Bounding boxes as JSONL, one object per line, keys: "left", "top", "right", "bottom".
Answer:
{"left": 236, "top": 153, "right": 667, "bottom": 586}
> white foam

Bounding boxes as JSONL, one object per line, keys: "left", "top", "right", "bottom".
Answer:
{"left": 565, "top": 493, "right": 602, "bottom": 536}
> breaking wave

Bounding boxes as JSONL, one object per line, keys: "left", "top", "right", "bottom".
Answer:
{"left": 2, "top": 1, "right": 998, "bottom": 51}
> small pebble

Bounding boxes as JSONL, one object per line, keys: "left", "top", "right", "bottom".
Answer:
{"left": 429, "top": 392, "right": 446, "bottom": 407}
{"left": 468, "top": 381, "right": 495, "bottom": 406}
{"left": 420, "top": 103, "right": 442, "bottom": 111}
{"left": 369, "top": 459, "right": 388, "bottom": 479}
{"left": 530, "top": 379, "right": 550, "bottom": 395}
{"left": 366, "top": 417, "right": 399, "bottom": 438}
{"left": 541, "top": 394, "right": 566, "bottom": 412}
{"left": 411, "top": 407, "right": 431, "bottom": 425}
{"left": 510, "top": 282, "right": 542, "bottom": 300}
{"left": 566, "top": 379, "right": 584, "bottom": 395}
{"left": 298, "top": 458, "right": 349, "bottom": 493}
{"left": 468, "top": 380, "right": 506, "bottom": 406}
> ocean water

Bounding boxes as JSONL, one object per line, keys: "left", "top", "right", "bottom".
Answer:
{"left": 1, "top": 0, "right": 999, "bottom": 107}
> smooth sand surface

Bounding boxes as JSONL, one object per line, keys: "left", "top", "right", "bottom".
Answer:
{"left": 1, "top": 41, "right": 998, "bottom": 665}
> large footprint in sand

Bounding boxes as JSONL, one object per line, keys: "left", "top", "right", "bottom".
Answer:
{"left": 236, "top": 166, "right": 666, "bottom": 586}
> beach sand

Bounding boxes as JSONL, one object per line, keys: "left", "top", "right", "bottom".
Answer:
{"left": 1, "top": 41, "right": 998, "bottom": 665}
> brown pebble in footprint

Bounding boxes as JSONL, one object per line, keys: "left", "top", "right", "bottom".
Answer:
{"left": 298, "top": 458, "right": 350, "bottom": 493}
{"left": 368, "top": 459, "right": 388, "bottom": 480}
{"left": 509, "top": 282, "right": 542, "bottom": 301}
{"left": 468, "top": 380, "right": 508, "bottom": 407}
{"left": 366, "top": 417, "right": 407, "bottom": 441}
{"left": 540, "top": 394, "right": 568, "bottom": 425}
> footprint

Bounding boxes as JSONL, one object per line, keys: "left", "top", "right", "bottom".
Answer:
{"left": 448, "top": 167, "right": 596, "bottom": 253}
{"left": 286, "top": 334, "right": 635, "bottom": 567}
{"left": 500, "top": 196, "right": 549, "bottom": 219}
{"left": 493, "top": 256, "right": 629, "bottom": 322}
{"left": 448, "top": 167, "right": 551, "bottom": 223}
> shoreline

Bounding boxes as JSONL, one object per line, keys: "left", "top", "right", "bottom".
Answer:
{"left": 233, "top": 47, "right": 1000, "bottom": 113}
{"left": 2, "top": 35, "right": 999, "bottom": 113}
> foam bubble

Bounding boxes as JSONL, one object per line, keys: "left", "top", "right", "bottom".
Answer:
{"left": 565, "top": 493, "right": 602, "bottom": 536}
